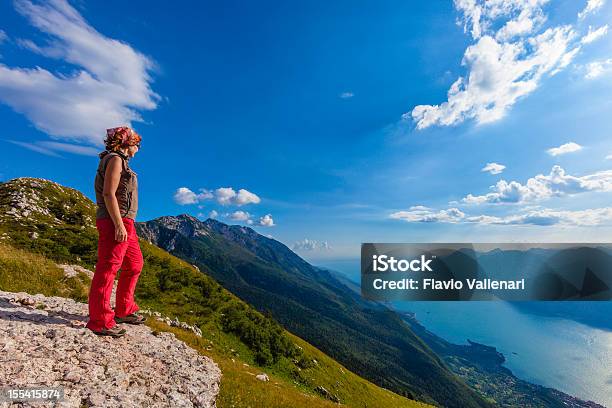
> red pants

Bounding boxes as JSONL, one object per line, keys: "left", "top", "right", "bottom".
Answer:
{"left": 86, "top": 217, "right": 143, "bottom": 331}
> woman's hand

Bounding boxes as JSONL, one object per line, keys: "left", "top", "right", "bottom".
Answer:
{"left": 115, "top": 223, "right": 128, "bottom": 242}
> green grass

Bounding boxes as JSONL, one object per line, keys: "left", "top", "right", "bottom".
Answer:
{"left": 0, "top": 241, "right": 429, "bottom": 408}
{"left": 0, "top": 244, "right": 89, "bottom": 301}
{"left": 149, "top": 316, "right": 431, "bottom": 408}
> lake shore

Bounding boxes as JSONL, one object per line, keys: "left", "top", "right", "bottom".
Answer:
{"left": 399, "top": 311, "right": 605, "bottom": 408}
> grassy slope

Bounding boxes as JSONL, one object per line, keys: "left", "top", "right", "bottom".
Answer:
{"left": 0, "top": 178, "right": 428, "bottom": 408}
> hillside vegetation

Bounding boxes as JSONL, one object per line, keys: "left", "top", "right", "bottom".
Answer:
{"left": 138, "top": 215, "right": 492, "bottom": 408}
{"left": 0, "top": 177, "right": 428, "bottom": 408}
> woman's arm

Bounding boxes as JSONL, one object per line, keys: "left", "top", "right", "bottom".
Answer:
{"left": 102, "top": 156, "right": 128, "bottom": 242}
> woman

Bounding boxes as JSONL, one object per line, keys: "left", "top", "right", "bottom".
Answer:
{"left": 86, "top": 126, "right": 147, "bottom": 337}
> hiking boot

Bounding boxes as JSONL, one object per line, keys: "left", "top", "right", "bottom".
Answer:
{"left": 92, "top": 325, "right": 127, "bottom": 338}
{"left": 114, "top": 312, "right": 147, "bottom": 325}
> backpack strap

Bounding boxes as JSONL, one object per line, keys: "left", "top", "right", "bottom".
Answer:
{"left": 99, "top": 151, "right": 128, "bottom": 177}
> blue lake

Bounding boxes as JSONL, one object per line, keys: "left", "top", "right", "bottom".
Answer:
{"left": 318, "top": 259, "right": 612, "bottom": 407}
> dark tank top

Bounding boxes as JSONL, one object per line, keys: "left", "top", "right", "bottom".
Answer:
{"left": 94, "top": 151, "right": 138, "bottom": 220}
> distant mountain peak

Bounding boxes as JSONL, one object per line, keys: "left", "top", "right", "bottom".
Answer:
{"left": 144, "top": 214, "right": 211, "bottom": 240}
{"left": 176, "top": 213, "right": 201, "bottom": 223}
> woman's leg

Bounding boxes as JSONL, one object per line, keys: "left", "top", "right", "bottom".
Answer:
{"left": 86, "top": 218, "right": 129, "bottom": 331}
{"left": 115, "top": 218, "right": 144, "bottom": 318}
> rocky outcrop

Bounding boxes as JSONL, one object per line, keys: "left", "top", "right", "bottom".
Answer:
{"left": 0, "top": 177, "right": 95, "bottom": 227}
{"left": 57, "top": 264, "right": 204, "bottom": 338}
{"left": 0, "top": 290, "right": 221, "bottom": 407}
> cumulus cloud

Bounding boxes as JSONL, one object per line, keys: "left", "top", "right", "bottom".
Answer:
{"left": 229, "top": 211, "right": 251, "bottom": 221}
{"left": 462, "top": 165, "right": 612, "bottom": 204}
{"left": 215, "top": 187, "right": 236, "bottom": 206}
{"left": 0, "top": 0, "right": 159, "bottom": 144}
{"left": 390, "top": 206, "right": 466, "bottom": 223}
{"left": 215, "top": 187, "right": 260, "bottom": 206}
{"left": 257, "top": 214, "right": 275, "bottom": 227}
{"left": 208, "top": 210, "right": 218, "bottom": 219}
{"left": 578, "top": 0, "right": 606, "bottom": 19}
{"left": 482, "top": 162, "right": 506, "bottom": 174}
{"left": 173, "top": 187, "right": 198, "bottom": 205}
{"left": 292, "top": 238, "right": 331, "bottom": 251}
{"left": 585, "top": 58, "right": 612, "bottom": 79}
{"left": 339, "top": 92, "right": 354, "bottom": 99}
{"left": 390, "top": 205, "right": 612, "bottom": 226}
{"left": 606, "top": 154, "right": 612, "bottom": 160}
{"left": 581, "top": 24, "right": 608, "bottom": 44}
{"left": 547, "top": 142, "right": 583, "bottom": 156}
{"left": 408, "top": 0, "right": 587, "bottom": 129}
{"left": 222, "top": 210, "right": 272, "bottom": 226}
{"left": 234, "top": 189, "right": 261, "bottom": 206}
{"left": 173, "top": 187, "right": 214, "bottom": 205}
{"left": 173, "top": 186, "right": 260, "bottom": 206}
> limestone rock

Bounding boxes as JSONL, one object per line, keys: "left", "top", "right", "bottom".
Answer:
{"left": 255, "top": 373, "right": 269, "bottom": 382}
{"left": 0, "top": 290, "right": 221, "bottom": 407}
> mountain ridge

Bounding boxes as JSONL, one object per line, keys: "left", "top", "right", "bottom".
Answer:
{"left": 137, "top": 213, "right": 493, "bottom": 408}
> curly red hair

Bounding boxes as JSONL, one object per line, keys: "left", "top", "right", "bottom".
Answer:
{"left": 103, "top": 126, "right": 141, "bottom": 153}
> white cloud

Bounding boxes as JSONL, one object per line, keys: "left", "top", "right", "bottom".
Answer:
{"left": 466, "top": 207, "right": 612, "bottom": 226}
{"left": 173, "top": 187, "right": 212, "bottom": 205}
{"left": 409, "top": 0, "right": 585, "bottom": 129}
{"left": 547, "top": 142, "right": 583, "bottom": 156}
{"left": 482, "top": 162, "right": 506, "bottom": 174}
{"left": 7, "top": 139, "right": 99, "bottom": 156}
{"left": 390, "top": 205, "right": 612, "bottom": 226}
{"left": 258, "top": 214, "right": 275, "bottom": 227}
{"left": 197, "top": 189, "right": 214, "bottom": 201}
{"left": 215, "top": 187, "right": 236, "bottom": 205}
{"left": 208, "top": 210, "right": 218, "bottom": 219}
{"left": 585, "top": 58, "right": 612, "bottom": 79}
{"left": 0, "top": 30, "right": 7, "bottom": 44}
{"left": 292, "top": 238, "right": 331, "bottom": 251}
{"left": 578, "top": 0, "right": 606, "bottom": 19}
{"left": 581, "top": 25, "right": 609, "bottom": 44}
{"left": 229, "top": 210, "right": 251, "bottom": 221}
{"left": 7, "top": 140, "right": 61, "bottom": 157}
{"left": 0, "top": 0, "right": 159, "bottom": 144}
{"left": 462, "top": 165, "right": 612, "bottom": 204}
{"left": 38, "top": 141, "right": 99, "bottom": 155}
{"left": 226, "top": 210, "right": 270, "bottom": 225}
{"left": 235, "top": 189, "right": 261, "bottom": 206}
{"left": 390, "top": 206, "right": 466, "bottom": 223}
{"left": 174, "top": 187, "right": 198, "bottom": 205}
{"left": 339, "top": 91, "right": 354, "bottom": 99}
{"left": 215, "top": 187, "right": 260, "bottom": 206}
{"left": 174, "top": 185, "right": 260, "bottom": 206}
{"left": 606, "top": 153, "right": 612, "bottom": 160}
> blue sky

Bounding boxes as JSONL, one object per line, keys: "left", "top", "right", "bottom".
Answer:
{"left": 0, "top": 0, "right": 611, "bottom": 261}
